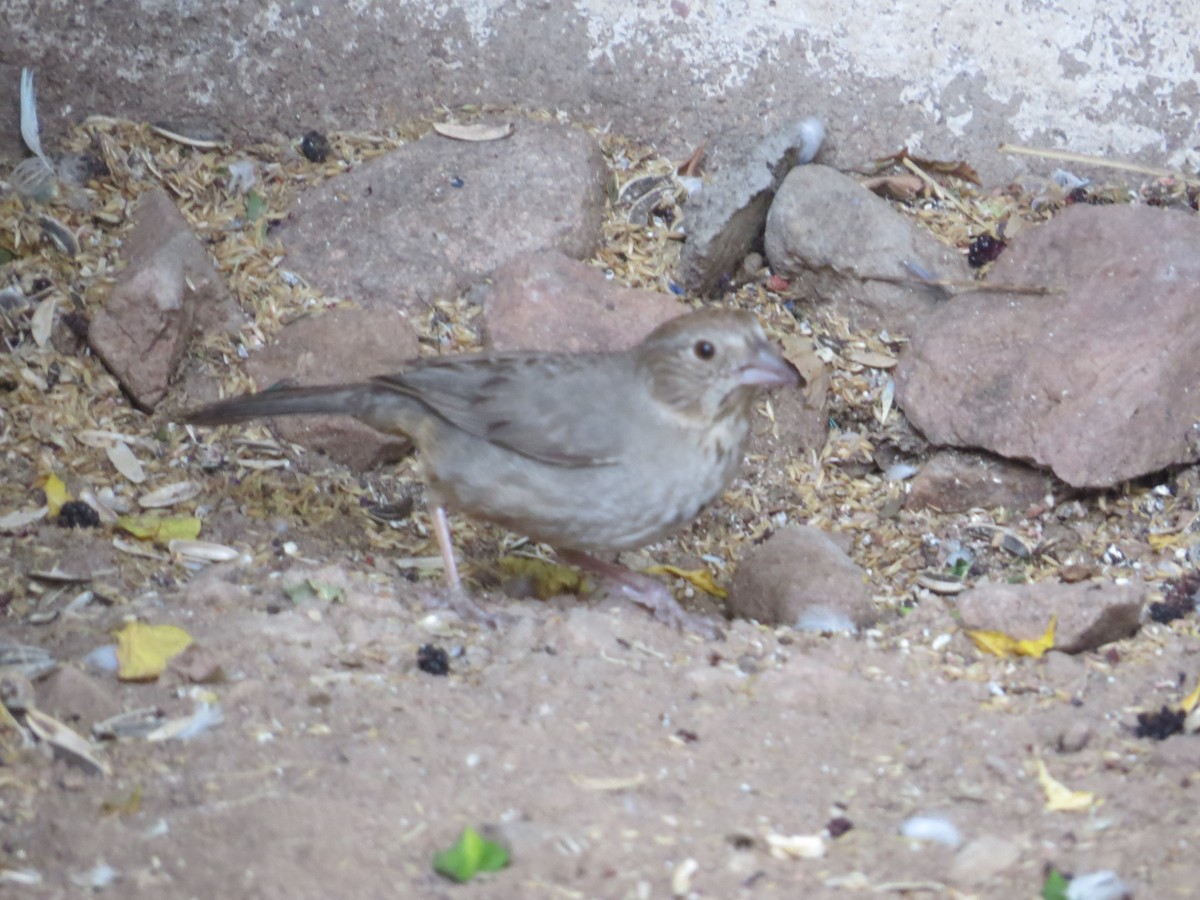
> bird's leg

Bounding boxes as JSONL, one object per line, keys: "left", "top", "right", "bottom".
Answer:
{"left": 421, "top": 505, "right": 502, "bottom": 628}
{"left": 432, "top": 505, "right": 461, "bottom": 590}
{"left": 557, "top": 550, "right": 725, "bottom": 640}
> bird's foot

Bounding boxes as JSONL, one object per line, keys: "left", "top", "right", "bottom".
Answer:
{"left": 422, "top": 584, "right": 507, "bottom": 630}
{"left": 558, "top": 550, "right": 725, "bottom": 640}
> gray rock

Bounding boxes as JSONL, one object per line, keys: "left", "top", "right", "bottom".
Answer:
{"left": 896, "top": 204, "right": 1200, "bottom": 488}
{"left": 678, "top": 118, "right": 824, "bottom": 294}
{"left": 35, "top": 666, "right": 121, "bottom": 732}
{"left": 949, "top": 835, "right": 1022, "bottom": 886}
{"left": 955, "top": 580, "right": 1145, "bottom": 654}
{"left": 906, "top": 450, "right": 1054, "bottom": 513}
{"left": 764, "top": 164, "right": 972, "bottom": 333}
{"left": 278, "top": 121, "right": 608, "bottom": 312}
{"left": 89, "top": 188, "right": 240, "bottom": 410}
{"left": 243, "top": 308, "right": 418, "bottom": 471}
{"left": 727, "top": 525, "right": 877, "bottom": 630}
{"left": 481, "top": 251, "right": 682, "bottom": 353}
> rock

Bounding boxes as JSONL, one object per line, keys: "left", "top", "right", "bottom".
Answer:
{"left": 89, "top": 188, "right": 241, "bottom": 409}
{"left": 949, "top": 835, "right": 1022, "bottom": 886}
{"left": 678, "top": 119, "right": 824, "bottom": 294}
{"left": 764, "top": 165, "right": 971, "bottom": 333}
{"left": 481, "top": 251, "right": 682, "bottom": 352}
{"left": 727, "top": 525, "right": 877, "bottom": 630}
{"left": 955, "top": 580, "right": 1145, "bottom": 654}
{"left": 906, "top": 450, "right": 1054, "bottom": 513}
{"left": 1055, "top": 720, "right": 1093, "bottom": 754}
{"left": 748, "top": 385, "right": 828, "bottom": 460}
{"left": 243, "top": 308, "right": 418, "bottom": 470}
{"left": 279, "top": 121, "right": 608, "bottom": 312}
{"left": 896, "top": 204, "right": 1200, "bottom": 488}
{"left": 35, "top": 666, "right": 121, "bottom": 731}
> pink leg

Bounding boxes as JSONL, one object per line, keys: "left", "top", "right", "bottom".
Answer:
{"left": 557, "top": 550, "right": 724, "bottom": 640}
{"left": 424, "top": 506, "right": 501, "bottom": 628}
{"left": 432, "top": 505, "right": 461, "bottom": 590}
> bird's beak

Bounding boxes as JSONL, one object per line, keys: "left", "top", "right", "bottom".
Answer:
{"left": 738, "top": 342, "right": 803, "bottom": 389}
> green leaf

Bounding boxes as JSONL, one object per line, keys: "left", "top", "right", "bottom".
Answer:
{"left": 283, "top": 579, "right": 344, "bottom": 604}
{"left": 1041, "top": 867, "right": 1069, "bottom": 900}
{"left": 433, "top": 826, "right": 509, "bottom": 883}
{"left": 246, "top": 190, "right": 265, "bottom": 223}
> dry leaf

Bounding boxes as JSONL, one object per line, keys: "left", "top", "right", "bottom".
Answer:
{"left": 844, "top": 348, "right": 899, "bottom": 369}
{"left": 861, "top": 173, "right": 925, "bottom": 200}
{"left": 782, "top": 334, "right": 829, "bottom": 408}
{"left": 873, "top": 148, "right": 981, "bottom": 184}
{"left": 1035, "top": 758, "right": 1095, "bottom": 812}
{"left": 498, "top": 556, "right": 589, "bottom": 600}
{"left": 116, "top": 514, "right": 202, "bottom": 545}
{"left": 168, "top": 539, "right": 239, "bottom": 563}
{"left": 643, "top": 564, "right": 727, "bottom": 598}
{"left": 37, "top": 473, "right": 70, "bottom": 516}
{"left": 23, "top": 706, "right": 111, "bottom": 776}
{"left": 106, "top": 441, "right": 146, "bottom": 484}
{"left": 1181, "top": 679, "right": 1200, "bottom": 714}
{"left": 966, "top": 615, "right": 1055, "bottom": 659}
{"left": 764, "top": 831, "right": 827, "bottom": 860}
{"left": 0, "top": 506, "right": 49, "bottom": 531}
{"left": 569, "top": 772, "right": 646, "bottom": 791}
{"left": 138, "top": 481, "right": 200, "bottom": 509}
{"left": 432, "top": 121, "right": 515, "bottom": 142}
{"left": 676, "top": 142, "right": 706, "bottom": 177}
{"left": 30, "top": 295, "right": 56, "bottom": 347}
{"left": 115, "top": 621, "right": 194, "bottom": 681}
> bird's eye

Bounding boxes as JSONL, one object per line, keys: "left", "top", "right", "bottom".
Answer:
{"left": 693, "top": 340, "right": 716, "bottom": 360}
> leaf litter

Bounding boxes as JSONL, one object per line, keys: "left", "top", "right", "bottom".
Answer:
{"left": 1, "top": 89, "right": 1199, "bottom": 893}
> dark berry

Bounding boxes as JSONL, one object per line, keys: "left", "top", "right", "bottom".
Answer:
{"left": 1134, "top": 705, "right": 1185, "bottom": 740}
{"left": 299, "top": 130, "right": 331, "bottom": 163}
{"left": 57, "top": 500, "right": 100, "bottom": 529}
{"left": 417, "top": 643, "right": 450, "bottom": 676}
{"left": 967, "top": 234, "right": 1006, "bottom": 268}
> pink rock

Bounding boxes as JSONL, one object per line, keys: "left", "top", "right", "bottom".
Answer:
{"left": 279, "top": 122, "right": 608, "bottom": 312}
{"left": 897, "top": 204, "right": 1200, "bottom": 488}
{"left": 89, "top": 188, "right": 240, "bottom": 409}
{"left": 727, "top": 525, "right": 877, "bottom": 630}
{"left": 244, "top": 308, "right": 419, "bottom": 471}
{"left": 481, "top": 250, "right": 683, "bottom": 352}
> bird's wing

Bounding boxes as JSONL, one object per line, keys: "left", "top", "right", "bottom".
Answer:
{"left": 371, "top": 353, "right": 630, "bottom": 467}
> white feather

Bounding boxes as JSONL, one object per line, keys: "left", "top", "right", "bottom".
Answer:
{"left": 20, "top": 68, "right": 50, "bottom": 164}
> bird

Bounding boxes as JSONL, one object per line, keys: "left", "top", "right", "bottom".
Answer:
{"left": 183, "top": 307, "right": 801, "bottom": 636}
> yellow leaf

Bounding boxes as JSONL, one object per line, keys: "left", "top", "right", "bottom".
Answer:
{"left": 1181, "top": 679, "right": 1200, "bottom": 714}
{"left": 643, "top": 564, "right": 728, "bottom": 598}
{"left": 116, "top": 621, "right": 194, "bottom": 681}
{"left": 1148, "top": 532, "right": 1186, "bottom": 550}
{"left": 117, "top": 514, "right": 202, "bottom": 545}
{"left": 498, "top": 556, "right": 590, "bottom": 600}
{"left": 37, "top": 473, "right": 71, "bottom": 517}
{"left": 966, "top": 615, "right": 1055, "bottom": 658}
{"left": 1035, "top": 758, "right": 1095, "bottom": 812}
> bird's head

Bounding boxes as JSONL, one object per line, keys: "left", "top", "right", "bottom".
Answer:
{"left": 635, "top": 308, "right": 801, "bottom": 423}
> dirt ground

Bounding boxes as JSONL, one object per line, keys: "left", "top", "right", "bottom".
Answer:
{"left": 3, "top": 462, "right": 1200, "bottom": 898}
{"left": 3, "top": 116, "right": 1199, "bottom": 899}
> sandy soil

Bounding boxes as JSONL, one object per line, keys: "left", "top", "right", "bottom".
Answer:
{"left": 3, "top": 487, "right": 1198, "bottom": 899}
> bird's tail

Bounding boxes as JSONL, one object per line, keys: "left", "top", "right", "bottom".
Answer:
{"left": 183, "top": 383, "right": 376, "bottom": 426}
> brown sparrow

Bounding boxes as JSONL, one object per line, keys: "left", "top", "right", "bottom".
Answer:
{"left": 185, "top": 308, "right": 800, "bottom": 636}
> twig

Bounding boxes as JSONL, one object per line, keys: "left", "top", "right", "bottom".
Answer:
{"left": 899, "top": 157, "right": 988, "bottom": 227}
{"left": 866, "top": 273, "right": 1063, "bottom": 296}
{"left": 1000, "top": 143, "right": 1200, "bottom": 186}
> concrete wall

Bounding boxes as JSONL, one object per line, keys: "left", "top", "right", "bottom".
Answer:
{"left": 3, "top": 0, "right": 1197, "bottom": 184}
